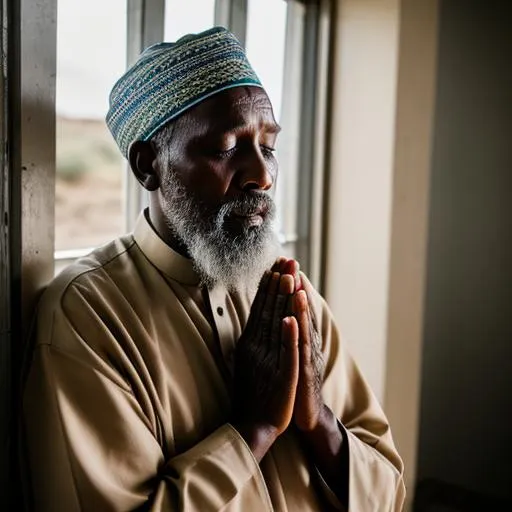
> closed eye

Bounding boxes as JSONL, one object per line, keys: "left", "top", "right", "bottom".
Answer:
{"left": 260, "top": 145, "right": 276, "bottom": 157}
{"left": 212, "top": 145, "right": 276, "bottom": 159}
{"left": 213, "top": 147, "right": 237, "bottom": 159}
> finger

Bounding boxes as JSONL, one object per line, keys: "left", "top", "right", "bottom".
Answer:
{"left": 282, "top": 259, "right": 295, "bottom": 274}
{"left": 271, "top": 275, "right": 294, "bottom": 348}
{"left": 271, "top": 256, "right": 288, "bottom": 273}
{"left": 246, "top": 271, "right": 272, "bottom": 333}
{"left": 281, "top": 260, "right": 299, "bottom": 310}
{"left": 261, "top": 272, "right": 281, "bottom": 333}
{"left": 296, "top": 291, "right": 324, "bottom": 391}
{"left": 283, "top": 259, "right": 301, "bottom": 291}
{"left": 299, "top": 272, "right": 313, "bottom": 303}
{"left": 295, "top": 291, "right": 312, "bottom": 364}
{"left": 280, "top": 317, "right": 299, "bottom": 391}
{"left": 298, "top": 273, "right": 319, "bottom": 332}
{"left": 295, "top": 263, "right": 302, "bottom": 291}
{"left": 282, "top": 264, "right": 297, "bottom": 317}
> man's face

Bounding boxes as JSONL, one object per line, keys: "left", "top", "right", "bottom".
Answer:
{"left": 154, "top": 86, "right": 281, "bottom": 290}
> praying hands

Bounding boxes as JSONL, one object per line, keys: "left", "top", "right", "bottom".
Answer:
{"left": 233, "top": 258, "right": 347, "bottom": 507}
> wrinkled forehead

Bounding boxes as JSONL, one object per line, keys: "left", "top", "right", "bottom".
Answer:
{"left": 186, "top": 87, "right": 277, "bottom": 133}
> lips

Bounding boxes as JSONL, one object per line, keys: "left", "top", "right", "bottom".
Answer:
{"left": 229, "top": 205, "right": 268, "bottom": 228}
{"left": 231, "top": 205, "right": 267, "bottom": 218}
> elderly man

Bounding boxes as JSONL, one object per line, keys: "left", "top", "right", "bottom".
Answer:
{"left": 23, "top": 28, "right": 405, "bottom": 511}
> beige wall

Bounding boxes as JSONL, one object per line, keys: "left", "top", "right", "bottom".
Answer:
{"left": 325, "top": 0, "right": 401, "bottom": 402}
{"left": 384, "top": 1, "right": 438, "bottom": 507}
{"left": 325, "top": 0, "right": 438, "bottom": 506}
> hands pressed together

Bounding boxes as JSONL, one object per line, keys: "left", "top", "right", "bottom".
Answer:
{"left": 232, "top": 257, "right": 326, "bottom": 461}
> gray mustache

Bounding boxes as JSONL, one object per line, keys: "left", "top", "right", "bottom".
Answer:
{"left": 219, "top": 193, "right": 275, "bottom": 218}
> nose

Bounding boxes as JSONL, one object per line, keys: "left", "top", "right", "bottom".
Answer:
{"left": 238, "top": 147, "right": 274, "bottom": 192}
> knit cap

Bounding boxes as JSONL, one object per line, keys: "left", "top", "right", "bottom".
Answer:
{"left": 106, "top": 27, "right": 262, "bottom": 157}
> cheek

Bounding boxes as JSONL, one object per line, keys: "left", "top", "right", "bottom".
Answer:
{"left": 187, "top": 163, "right": 234, "bottom": 204}
{"left": 267, "top": 156, "right": 279, "bottom": 180}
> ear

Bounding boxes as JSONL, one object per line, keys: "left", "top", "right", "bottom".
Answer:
{"left": 128, "top": 140, "right": 160, "bottom": 191}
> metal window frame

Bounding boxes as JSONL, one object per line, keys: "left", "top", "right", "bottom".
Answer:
{"left": 124, "top": 0, "right": 165, "bottom": 232}
{"left": 311, "top": 0, "right": 333, "bottom": 293}
{"left": 2, "top": 0, "right": 57, "bottom": 507}
{"left": 0, "top": 0, "right": 14, "bottom": 503}
{"left": 276, "top": 0, "right": 333, "bottom": 289}
{"left": 214, "top": 0, "right": 247, "bottom": 45}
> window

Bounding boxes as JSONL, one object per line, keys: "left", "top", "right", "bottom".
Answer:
{"left": 55, "top": 0, "right": 127, "bottom": 253}
{"left": 245, "top": 0, "right": 287, "bottom": 121}
{"left": 245, "top": 0, "right": 289, "bottom": 249}
{"left": 164, "top": 0, "right": 216, "bottom": 41}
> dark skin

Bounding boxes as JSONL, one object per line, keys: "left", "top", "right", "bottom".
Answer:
{"left": 129, "top": 86, "right": 279, "bottom": 254}
{"left": 129, "top": 87, "right": 346, "bottom": 507}
{"left": 272, "top": 258, "right": 347, "bottom": 508}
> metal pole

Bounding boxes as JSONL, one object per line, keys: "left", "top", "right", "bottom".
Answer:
{"left": 2, "top": 0, "right": 58, "bottom": 506}
{"left": 125, "top": 0, "right": 165, "bottom": 231}
{"left": 214, "top": 0, "right": 248, "bottom": 46}
{"left": 0, "top": 0, "right": 13, "bottom": 504}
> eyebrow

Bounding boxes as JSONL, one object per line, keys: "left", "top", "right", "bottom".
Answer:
{"left": 208, "top": 120, "right": 282, "bottom": 136}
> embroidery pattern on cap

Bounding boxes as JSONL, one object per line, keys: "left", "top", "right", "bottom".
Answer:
{"left": 106, "top": 27, "right": 263, "bottom": 157}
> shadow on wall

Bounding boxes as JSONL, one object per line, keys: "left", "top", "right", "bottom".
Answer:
{"left": 414, "top": 479, "right": 512, "bottom": 511}
{"left": 416, "top": 0, "right": 512, "bottom": 507}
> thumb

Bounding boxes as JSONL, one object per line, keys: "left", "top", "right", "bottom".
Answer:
{"left": 281, "top": 317, "right": 299, "bottom": 391}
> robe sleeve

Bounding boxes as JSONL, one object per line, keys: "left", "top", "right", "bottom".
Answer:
{"left": 304, "top": 274, "right": 406, "bottom": 512}
{"left": 23, "top": 289, "right": 272, "bottom": 512}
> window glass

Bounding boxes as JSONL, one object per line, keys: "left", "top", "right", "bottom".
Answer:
{"left": 246, "top": 0, "right": 289, "bottom": 240}
{"left": 55, "top": 0, "right": 127, "bottom": 251}
{"left": 246, "top": 0, "right": 288, "bottom": 121}
{"left": 164, "top": 0, "right": 216, "bottom": 42}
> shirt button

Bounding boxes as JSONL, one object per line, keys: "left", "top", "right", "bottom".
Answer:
{"left": 217, "top": 306, "right": 224, "bottom": 316}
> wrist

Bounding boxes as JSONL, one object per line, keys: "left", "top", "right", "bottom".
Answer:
{"left": 232, "top": 422, "right": 279, "bottom": 462}
{"left": 300, "top": 404, "right": 339, "bottom": 443}
{"left": 298, "top": 404, "right": 347, "bottom": 507}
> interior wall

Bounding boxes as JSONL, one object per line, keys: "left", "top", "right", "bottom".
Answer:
{"left": 325, "top": 0, "right": 400, "bottom": 402}
{"left": 326, "top": 4, "right": 438, "bottom": 507}
{"left": 418, "top": 0, "right": 512, "bottom": 500}
{"left": 384, "top": 1, "right": 438, "bottom": 508}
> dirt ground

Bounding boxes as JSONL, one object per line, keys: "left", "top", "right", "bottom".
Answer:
{"left": 55, "top": 117, "right": 124, "bottom": 251}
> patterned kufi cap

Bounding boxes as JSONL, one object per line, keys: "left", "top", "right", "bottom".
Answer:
{"left": 106, "top": 27, "right": 263, "bottom": 158}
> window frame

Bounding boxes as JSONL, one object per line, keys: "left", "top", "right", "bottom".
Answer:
{"left": 2, "top": 0, "right": 58, "bottom": 506}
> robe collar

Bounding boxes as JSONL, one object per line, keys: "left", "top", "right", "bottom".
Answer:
{"left": 133, "top": 209, "right": 201, "bottom": 286}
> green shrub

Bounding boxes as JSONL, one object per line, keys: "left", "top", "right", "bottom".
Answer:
{"left": 94, "top": 141, "right": 120, "bottom": 165}
{"left": 57, "top": 154, "right": 89, "bottom": 183}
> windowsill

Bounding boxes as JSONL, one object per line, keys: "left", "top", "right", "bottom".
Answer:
{"left": 54, "top": 247, "right": 95, "bottom": 276}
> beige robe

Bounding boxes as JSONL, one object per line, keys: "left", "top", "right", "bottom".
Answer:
{"left": 23, "top": 212, "right": 405, "bottom": 511}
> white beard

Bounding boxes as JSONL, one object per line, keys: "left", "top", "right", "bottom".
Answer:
{"left": 160, "top": 170, "right": 280, "bottom": 292}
